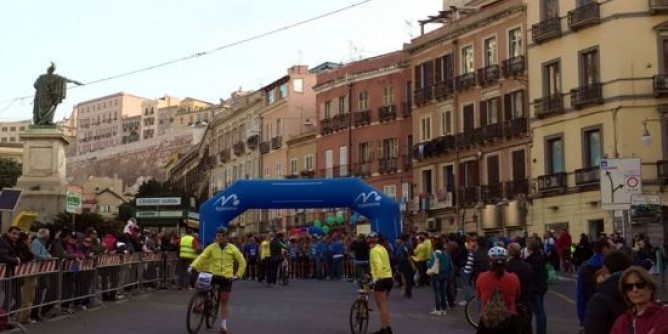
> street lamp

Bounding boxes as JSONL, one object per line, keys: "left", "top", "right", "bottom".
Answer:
{"left": 640, "top": 118, "right": 663, "bottom": 146}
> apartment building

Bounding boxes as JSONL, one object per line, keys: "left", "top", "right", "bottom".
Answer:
{"left": 259, "top": 65, "right": 318, "bottom": 230}
{"left": 141, "top": 95, "right": 181, "bottom": 140}
{"left": 172, "top": 98, "right": 215, "bottom": 131}
{"left": 406, "top": 0, "right": 530, "bottom": 236}
{"left": 528, "top": 0, "right": 668, "bottom": 243}
{"left": 285, "top": 130, "right": 318, "bottom": 227}
{"left": 0, "top": 120, "right": 31, "bottom": 144}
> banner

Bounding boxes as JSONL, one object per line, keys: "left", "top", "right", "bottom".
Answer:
{"left": 66, "top": 184, "right": 83, "bottom": 214}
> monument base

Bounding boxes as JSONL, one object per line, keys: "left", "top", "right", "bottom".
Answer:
{"left": 14, "top": 128, "right": 71, "bottom": 225}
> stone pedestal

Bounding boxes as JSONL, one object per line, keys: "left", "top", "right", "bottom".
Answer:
{"left": 14, "top": 127, "right": 70, "bottom": 224}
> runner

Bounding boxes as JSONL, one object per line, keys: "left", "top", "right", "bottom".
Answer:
{"left": 368, "top": 232, "right": 394, "bottom": 334}
{"left": 189, "top": 227, "right": 247, "bottom": 334}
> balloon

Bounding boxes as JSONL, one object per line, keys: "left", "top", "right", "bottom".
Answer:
{"left": 336, "top": 215, "right": 344, "bottom": 224}
{"left": 322, "top": 225, "right": 330, "bottom": 234}
{"left": 307, "top": 226, "right": 317, "bottom": 235}
{"left": 327, "top": 216, "right": 335, "bottom": 226}
{"left": 351, "top": 214, "right": 359, "bottom": 225}
{"left": 313, "top": 220, "right": 322, "bottom": 228}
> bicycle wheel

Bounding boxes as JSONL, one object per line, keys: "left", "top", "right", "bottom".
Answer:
{"left": 186, "top": 291, "right": 206, "bottom": 334}
{"left": 349, "top": 299, "right": 369, "bottom": 334}
{"left": 281, "top": 262, "right": 289, "bottom": 286}
{"left": 205, "top": 291, "right": 220, "bottom": 329}
{"left": 464, "top": 295, "right": 480, "bottom": 329}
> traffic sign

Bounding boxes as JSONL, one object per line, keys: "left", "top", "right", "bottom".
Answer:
{"left": 66, "top": 184, "right": 83, "bottom": 214}
{"left": 600, "top": 158, "right": 641, "bottom": 210}
{"left": 630, "top": 194, "right": 662, "bottom": 221}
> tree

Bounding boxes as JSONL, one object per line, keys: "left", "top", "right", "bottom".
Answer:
{"left": 0, "top": 158, "right": 21, "bottom": 189}
{"left": 53, "top": 211, "right": 105, "bottom": 234}
{"left": 117, "top": 202, "right": 134, "bottom": 223}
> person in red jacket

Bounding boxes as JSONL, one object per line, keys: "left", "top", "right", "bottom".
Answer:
{"left": 557, "top": 228, "right": 572, "bottom": 273}
{"left": 610, "top": 266, "right": 668, "bottom": 334}
{"left": 475, "top": 246, "right": 520, "bottom": 333}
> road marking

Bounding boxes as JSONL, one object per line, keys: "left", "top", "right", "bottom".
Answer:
{"left": 548, "top": 290, "right": 575, "bottom": 305}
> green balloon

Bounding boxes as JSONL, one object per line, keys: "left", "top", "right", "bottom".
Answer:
{"left": 336, "top": 216, "right": 344, "bottom": 224}
{"left": 327, "top": 216, "right": 335, "bottom": 226}
{"left": 322, "top": 225, "right": 330, "bottom": 234}
{"left": 313, "top": 220, "right": 322, "bottom": 228}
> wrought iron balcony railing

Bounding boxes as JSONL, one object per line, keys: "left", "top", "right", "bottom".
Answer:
{"left": 378, "top": 157, "right": 398, "bottom": 174}
{"left": 502, "top": 56, "right": 526, "bottom": 77}
{"left": 259, "top": 141, "right": 270, "bottom": 154}
{"left": 532, "top": 17, "right": 562, "bottom": 44}
{"left": 537, "top": 172, "right": 568, "bottom": 191}
{"left": 575, "top": 166, "right": 600, "bottom": 186}
{"left": 503, "top": 117, "right": 528, "bottom": 138}
{"left": 477, "top": 65, "right": 500, "bottom": 87}
{"left": 354, "top": 110, "right": 371, "bottom": 127}
{"left": 568, "top": 2, "right": 600, "bottom": 31}
{"left": 271, "top": 136, "right": 283, "bottom": 149}
{"left": 319, "top": 118, "right": 333, "bottom": 135}
{"left": 378, "top": 105, "right": 397, "bottom": 122}
{"left": 455, "top": 72, "right": 476, "bottom": 91}
{"left": 571, "top": 83, "right": 603, "bottom": 109}
{"left": 434, "top": 81, "right": 454, "bottom": 100}
{"left": 534, "top": 94, "right": 565, "bottom": 118}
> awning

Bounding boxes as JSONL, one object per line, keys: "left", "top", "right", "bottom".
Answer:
{"left": 12, "top": 210, "right": 38, "bottom": 231}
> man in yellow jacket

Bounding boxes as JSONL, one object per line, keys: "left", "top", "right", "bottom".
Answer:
{"left": 258, "top": 234, "right": 271, "bottom": 284}
{"left": 191, "top": 227, "right": 246, "bottom": 334}
{"left": 368, "top": 232, "right": 394, "bottom": 334}
{"left": 412, "top": 233, "right": 432, "bottom": 286}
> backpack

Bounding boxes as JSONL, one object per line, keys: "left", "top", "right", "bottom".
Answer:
{"left": 481, "top": 285, "right": 511, "bottom": 329}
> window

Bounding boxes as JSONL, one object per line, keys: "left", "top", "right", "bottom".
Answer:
{"left": 267, "top": 89, "right": 276, "bottom": 104}
{"left": 504, "top": 90, "right": 525, "bottom": 119}
{"left": 279, "top": 83, "right": 288, "bottom": 99}
{"left": 276, "top": 162, "right": 283, "bottom": 178}
{"left": 338, "top": 95, "right": 348, "bottom": 114}
{"left": 481, "top": 98, "right": 500, "bottom": 126}
{"left": 9, "top": 127, "right": 15, "bottom": 132}
{"left": 422, "top": 169, "right": 433, "bottom": 194}
{"left": 415, "top": 61, "right": 433, "bottom": 90}
{"left": 440, "top": 109, "right": 452, "bottom": 135}
{"left": 460, "top": 160, "right": 479, "bottom": 187}
{"left": 383, "top": 86, "right": 394, "bottom": 106}
{"left": 9, "top": 137, "right": 15, "bottom": 142}
{"left": 461, "top": 46, "right": 474, "bottom": 74}
{"left": 324, "top": 101, "right": 332, "bottom": 119}
{"left": 383, "top": 185, "right": 396, "bottom": 199}
{"left": 487, "top": 155, "right": 500, "bottom": 185}
{"left": 508, "top": 28, "right": 522, "bottom": 58}
{"left": 546, "top": 135, "right": 564, "bottom": 173}
{"left": 381, "top": 138, "right": 398, "bottom": 158}
{"left": 580, "top": 48, "right": 599, "bottom": 86}
{"left": 420, "top": 117, "right": 431, "bottom": 141}
{"left": 1, "top": 138, "right": 5, "bottom": 142}
{"left": 358, "top": 142, "right": 371, "bottom": 163}
{"left": 543, "top": 60, "right": 561, "bottom": 96}
{"left": 293, "top": 78, "right": 303, "bottom": 93}
{"left": 484, "top": 37, "right": 497, "bottom": 66}
{"left": 435, "top": 54, "right": 454, "bottom": 82}
{"left": 264, "top": 167, "right": 270, "bottom": 179}
{"left": 583, "top": 127, "right": 601, "bottom": 168}
{"left": 19, "top": 126, "right": 25, "bottom": 131}
{"left": 541, "top": 0, "right": 559, "bottom": 19}
{"left": 276, "top": 119, "right": 282, "bottom": 136}
{"left": 512, "top": 150, "right": 527, "bottom": 180}
{"left": 442, "top": 165, "right": 455, "bottom": 192}
{"left": 463, "top": 104, "right": 475, "bottom": 131}
{"left": 304, "top": 155, "right": 314, "bottom": 170}
{"left": 290, "top": 158, "right": 299, "bottom": 175}
{"left": 1, "top": 128, "right": 5, "bottom": 132}
{"left": 358, "top": 91, "right": 369, "bottom": 111}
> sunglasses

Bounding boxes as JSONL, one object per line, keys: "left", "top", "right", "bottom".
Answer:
{"left": 623, "top": 281, "right": 648, "bottom": 292}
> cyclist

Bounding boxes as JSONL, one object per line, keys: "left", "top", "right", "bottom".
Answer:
{"left": 475, "top": 246, "right": 520, "bottom": 334}
{"left": 189, "top": 226, "right": 247, "bottom": 334}
{"left": 368, "top": 232, "right": 394, "bottom": 334}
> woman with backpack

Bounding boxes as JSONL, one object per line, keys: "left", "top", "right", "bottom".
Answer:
{"left": 426, "top": 237, "right": 452, "bottom": 316}
{"left": 475, "top": 246, "right": 520, "bottom": 334}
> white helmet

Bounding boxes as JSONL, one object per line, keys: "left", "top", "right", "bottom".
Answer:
{"left": 488, "top": 246, "right": 508, "bottom": 262}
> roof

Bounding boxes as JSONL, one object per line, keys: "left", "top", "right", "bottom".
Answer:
{"left": 309, "top": 62, "right": 341, "bottom": 74}
{"left": 259, "top": 75, "right": 290, "bottom": 93}
{"left": 96, "top": 187, "right": 126, "bottom": 202}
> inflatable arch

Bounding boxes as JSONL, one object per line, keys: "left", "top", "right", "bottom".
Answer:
{"left": 199, "top": 178, "right": 401, "bottom": 245}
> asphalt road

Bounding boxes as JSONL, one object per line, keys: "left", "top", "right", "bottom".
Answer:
{"left": 23, "top": 278, "right": 581, "bottom": 334}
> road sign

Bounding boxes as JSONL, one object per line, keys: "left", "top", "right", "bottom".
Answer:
{"left": 66, "top": 184, "right": 83, "bottom": 214}
{"left": 0, "top": 188, "right": 22, "bottom": 211}
{"left": 136, "top": 197, "right": 182, "bottom": 206}
{"left": 136, "top": 210, "right": 183, "bottom": 218}
{"left": 600, "top": 158, "right": 641, "bottom": 210}
{"left": 630, "top": 194, "right": 662, "bottom": 221}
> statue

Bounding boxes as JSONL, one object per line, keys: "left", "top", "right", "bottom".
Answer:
{"left": 33, "top": 62, "right": 83, "bottom": 126}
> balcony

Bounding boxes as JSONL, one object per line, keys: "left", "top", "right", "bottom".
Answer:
{"left": 233, "top": 141, "right": 245, "bottom": 156}
{"left": 319, "top": 165, "right": 343, "bottom": 178}
{"left": 378, "top": 157, "right": 398, "bottom": 174}
{"left": 537, "top": 172, "right": 568, "bottom": 192}
{"left": 431, "top": 135, "right": 456, "bottom": 155}
{"left": 456, "top": 131, "right": 475, "bottom": 150}
{"left": 482, "top": 123, "right": 503, "bottom": 142}
{"left": 575, "top": 166, "right": 600, "bottom": 187}
{"left": 332, "top": 114, "right": 350, "bottom": 131}
{"left": 477, "top": 65, "right": 500, "bottom": 87}
{"left": 455, "top": 72, "right": 476, "bottom": 91}
{"left": 401, "top": 102, "right": 412, "bottom": 118}
{"left": 458, "top": 186, "right": 479, "bottom": 206}
{"left": 413, "top": 87, "right": 433, "bottom": 106}
{"left": 534, "top": 94, "right": 565, "bottom": 118}
{"left": 658, "top": 160, "right": 668, "bottom": 185}
{"left": 299, "top": 169, "right": 316, "bottom": 178}
{"left": 568, "top": 2, "right": 600, "bottom": 31}
{"left": 653, "top": 75, "right": 668, "bottom": 96}
{"left": 481, "top": 183, "right": 504, "bottom": 202}
{"left": 246, "top": 134, "right": 259, "bottom": 150}
{"left": 271, "top": 136, "right": 283, "bottom": 149}
{"left": 571, "top": 83, "right": 603, "bottom": 109}
{"left": 259, "top": 141, "right": 270, "bottom": 154}
{"left": 320, "top": 118, "right": 333, "bottom": 135}
{"left": 532, "top": 17, "right": 561, "bottom": 44}
{"left": 402, "top": 154, "right": 412, "bottom": 170}
{"left": 503, "top": 117, "right": 528, "bottom": 138}
{"left": 504, "top": 179, "right": 529, "bottom": 198}
{"left": 219, "top": 149, "right": 231, "bottom": 163}
{"left": 650, "top": 0, "right": 668, "bottom": 14}
{"left": 502, "top": 56, "right": 526, "bottom": 78}
{"left": 378, "top": 105, "right": 397, "bottom": 122}
{"left": 354, "top": 110, "right": 371, "bottom": 127}
{"left": 353, "top": 162, "right": 372, "bottom": 177}
{"left": 434, "top": 81, "right": 454, "bottom": 100}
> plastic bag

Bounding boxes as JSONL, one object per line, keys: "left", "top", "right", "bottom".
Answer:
{"left": 545, "top": 263, "right": 558, "bottom": 284}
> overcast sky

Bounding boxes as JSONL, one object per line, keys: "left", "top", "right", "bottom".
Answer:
{"left": 0, "top": 0, "right": 443, "bottom": 122}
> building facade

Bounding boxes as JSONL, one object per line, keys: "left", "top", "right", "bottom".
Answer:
{"left": 285, "top": 130, "right": 318, "bottom": 226}
{"left": 528, "top": 0, "right": 668, "bottom": 243}
{"left": 0, "top": 120, "right": 31, "bottom": 144}
{"left": 406, "top": 0, "right": 530, "bottom": 236}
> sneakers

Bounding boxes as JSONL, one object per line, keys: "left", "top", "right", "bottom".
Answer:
{"left": 429, "top": 309, "right": 446, "bottom": 316}
{"left": 458, "top": 300, "right": 468, "bottom": 306}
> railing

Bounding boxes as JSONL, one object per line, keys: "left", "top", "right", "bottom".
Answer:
{"left": 502, "top": 56, "right": 526, "bottom": 77}
{"left": 434, "top": 81, "right": 454, "bottom": 100}
{"left": 575, "top": 166, "right": 600, "bottom": 186}
{"left": 299, "top": 169, "right": 316, "bottom": 178}
{"left": 271, "top": 136, "right": 283, "bottom": 149}
{"left": 458, "top": 186, "right": 479, "bottom": 206}
{"left": 413, "top": 87, "right": 433, "bottom": 106}
{"left": 353, "top": 110, "right": 371, "bottom": 127}
{"left": 353, "top": 162, "right": 372, "bottom": 177}
{"left": 233, "top": 141, "right": 245, "bottom": 156}
{"left": 504, "top": 179, "right": 529, "bottom": 198}
{"left": 532, "top": 16, "right": 561, "bottom": 44}
{"left": 534, "top": 94, "right": 565, "bottom": 118}
{"left": 477, "top": 65, "right": 500, "bottom": 87}
{"left": 378, "top": 105, "right": 397, "bottom": 122}
{"left": 332, "top": 114, "right": 350, "bottom": 131}
{"left": 455, "top": 72, "right": 476, "bottom": 91}
{"left": 456, "top": 131, "right": 475, "bottom": 150}
{"left": 320, "top": 118, "right": 333, "bottom": 135}
{"left": 219, "top": 149, "right": 231, "bottom": 162}
{"left": 658, "top": 160, "right": 668, "bottom": 184}
{"left": 571, "top": 83, "right": 603, "bottom": 109}
{"left": 482, "top": 123, "right": 503, "bottom": 142}
{"left": 259, "top": 141, "right": 270, "bottom": 154}
{"left": 481, "top": 183, "right": 504, "bottom": 202}
{"left": 401, "top": 102, "right": 413, "bottom": 118}
{"left": 246, "top": 134, "right": 259, "bottom": 150}
{"left": 503, "top": 117, "right": 528, "bottom": 138}
{"left": 653, "top": 74, "right": 668, "bottom": 96}
{"left": 318, "top": 165, "right": 344, "bottom": 178}
{"left": 378, "top": 157, "right": 398, "bottom": 174}
{"left": 568, "top": 2, "right": 600, "bottom": 30}
{"left": 650, "top": 0, "right": 668, "bottom": 13}
{"left": 537, "top": 172, "right": 568, "bottom": 191}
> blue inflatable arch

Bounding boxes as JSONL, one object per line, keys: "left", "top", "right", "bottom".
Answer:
{"left": 199, "top": 178, "right": 401, "bottom": 245}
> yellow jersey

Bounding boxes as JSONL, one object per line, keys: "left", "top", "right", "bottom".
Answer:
{"left": 191, "top": 242, "right": 247, "bottom": 279}
{"left": 370, "top": 244, "right": 392, "bottom": 280}
{"left": 260, "top": 240, "right": 270, "bottom": 260}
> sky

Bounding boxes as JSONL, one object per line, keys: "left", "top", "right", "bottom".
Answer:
{"left": 0, "top": 0, "right": 444, "bottom": 123}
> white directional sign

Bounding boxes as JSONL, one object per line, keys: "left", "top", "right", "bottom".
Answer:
{"left": 600, "top": 158, "right": 641, "bottom": 210}
{"left": 136, "top": 197, "right": 182, "bottom": 206}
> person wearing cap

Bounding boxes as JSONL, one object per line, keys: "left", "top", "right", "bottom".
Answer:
{"left": 190, "top": 226, "right": 246, "bottom": 334}
{"left": 31, "top": 228, "right": 53, "bottom": 261}
{"left": 368, "top": 232, "right": 394, "bottom": 334}
{"left": 475, "top": 246, "right": 520, "bottom": 333}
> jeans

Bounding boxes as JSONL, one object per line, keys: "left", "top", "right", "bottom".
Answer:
{"left": 530, "top": 293, "right": 547, "bottom": 334}
{"left": 458, "top": 269, "right": 473, "bottom": 300}
{"left": 431, "top": 275, "right": 447, "bottom": 311}
{"left": 177, "top": 258, "right": 193, "bottom": 289}
{"left": 332, "top": 256, "right": 343, "bottom": 279}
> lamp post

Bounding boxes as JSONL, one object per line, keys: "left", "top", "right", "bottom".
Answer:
{"left": 640, "top": 117, "right": 664, "bottom": 146}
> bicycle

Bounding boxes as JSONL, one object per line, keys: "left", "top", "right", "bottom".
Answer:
{"left": 186, "top": 272, "right": 221, "bottom": 334}
{"left": 464, "top": 295, "right": 481, "bottom": 329}
{"left": 349, "top": 279, "right": 373, "bottom": 334}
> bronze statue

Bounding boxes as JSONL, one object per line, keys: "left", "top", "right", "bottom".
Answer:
{"left": 33, "top": 62, "right": 83, "bottom": 125}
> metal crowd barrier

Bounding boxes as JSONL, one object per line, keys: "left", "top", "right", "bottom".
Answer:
{"left": 0, "top": 251, "right": 181, "bottom": 332}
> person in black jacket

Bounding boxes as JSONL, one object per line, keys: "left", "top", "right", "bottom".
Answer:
{"left": 471, "top": 236, "right": 489, "bottom": 284}
{"left": 525, "top": 237, "right": 548, "bottom": 334}
{"left": 268, "top": 232, "right": 286, "bottom": 286}
{"left": 0, "top": 227, "right": 22, "bottom": 276}
{"left": 506, "top": 242, "right": 534, "bottom": 334}
{"left": 583, "top": 250, "right": 631, "bottom": 334}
